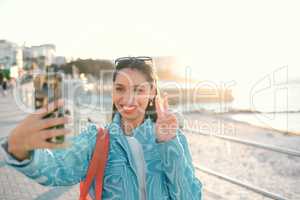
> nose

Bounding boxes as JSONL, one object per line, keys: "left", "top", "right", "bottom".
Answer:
{"left": 120, "top": 89, "right": 136, "bottom": 105}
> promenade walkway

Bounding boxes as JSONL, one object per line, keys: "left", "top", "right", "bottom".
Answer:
{"left": 0, "top": 94, "right": 80, "bottom": 200}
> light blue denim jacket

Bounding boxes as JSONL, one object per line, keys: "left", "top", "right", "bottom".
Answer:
{"left": 1, "top": 112, "right": 202, "bottom": 200}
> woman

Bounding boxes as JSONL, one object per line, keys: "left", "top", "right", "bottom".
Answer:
{"left": 1, "top": 57, "right": 202, "bottom": 199}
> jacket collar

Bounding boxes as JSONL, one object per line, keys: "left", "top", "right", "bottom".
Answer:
{"left": 110, "top": 112, "right": 155, "bottom": 143}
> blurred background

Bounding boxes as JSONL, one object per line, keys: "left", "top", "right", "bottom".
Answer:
{"left": 0, "top": 0, "right": 299, "bottom": 200}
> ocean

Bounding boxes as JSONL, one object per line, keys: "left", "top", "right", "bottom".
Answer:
{"left": 228, "top": 82, "right": 300, "bottom": 133}
{"left": 66, "top": 79, "right": 300, "bottom": 134}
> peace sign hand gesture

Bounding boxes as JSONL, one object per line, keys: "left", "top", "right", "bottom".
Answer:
{"left": 155, "top": 93, "right": 179, "bottom": 143}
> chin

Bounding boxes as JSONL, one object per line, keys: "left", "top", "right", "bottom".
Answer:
{"left": 120, "top": 111, "right": 140, "bottom": 120}
{"left": 119, "top": 108, "right": 146, "bottom": 121}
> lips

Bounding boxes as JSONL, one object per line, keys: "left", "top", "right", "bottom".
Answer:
{"left": 121, "top": 105, "right": 137, "bottom": 113}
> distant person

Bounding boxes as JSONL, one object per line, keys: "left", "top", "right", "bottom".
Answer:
{"left": 1, "top": 57, "right": 202, "bottom": 200}
{"left": 0, "top": 71, "right": 3, "bottom": 85}
{"left": 8, "top": 78, "right": 16, "bottom": 95}
{"left": 0, "top": 72, "right": 3, "bottom": 96}
{"left": 2, "top": 77, "right": 8, "bottom": 96}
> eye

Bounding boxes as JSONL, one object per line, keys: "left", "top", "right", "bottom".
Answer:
{"left": 134, "top": 87, "right": 145, "bottom": 94}
{"left": 114, "top": 86, "right": 124, "bottom": 92}
{"left": 138, "top": 88, "right": 145, "bottom": 93}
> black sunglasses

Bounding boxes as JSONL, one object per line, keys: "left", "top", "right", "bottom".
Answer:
{"left": 114, "top": 56, "right": 153, "bottom": 66}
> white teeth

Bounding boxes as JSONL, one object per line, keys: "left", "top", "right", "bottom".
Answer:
{"left": 123, "top": 106, "right": 136, "bottom": 111}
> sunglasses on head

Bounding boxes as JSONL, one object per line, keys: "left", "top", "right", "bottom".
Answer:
{"left": 114, "top": 56, "right": 153, "bottom": 66}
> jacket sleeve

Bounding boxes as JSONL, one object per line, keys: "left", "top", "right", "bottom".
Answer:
{"left": 157, "top": 129, "right": 203, "bottom": 200}
{"left": 0, "top": 124, "right": 98, "bottom": 186}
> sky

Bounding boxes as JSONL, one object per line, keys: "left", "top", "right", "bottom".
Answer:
{"left": 1, "top": 0, "right": 300, "bottom": 85}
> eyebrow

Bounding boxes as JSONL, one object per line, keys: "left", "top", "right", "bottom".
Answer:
{"left": 114, "top": 83, "right": 148, "bottom": 88}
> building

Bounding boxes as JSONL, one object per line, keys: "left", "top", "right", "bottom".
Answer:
{"left": 0, "top": 39, "right": 67, "bottom": 78}
{"left": 23, "top": 44, "right": 56, "bottom": 69}
{"left": 0, "top": 40, "right": 23, "bottom": 69}
{"left": 54, "top": 56, "right": 66, "bottom": 66}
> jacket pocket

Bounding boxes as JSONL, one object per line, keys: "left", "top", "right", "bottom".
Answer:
{"left": 103, "top": 163, "right": 127, "bottom": 200}
{"left": 146, "top": 173, "right": 169, "bottom": 200}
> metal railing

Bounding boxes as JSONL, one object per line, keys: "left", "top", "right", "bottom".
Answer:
{"left": 195, "top": 165, "right": 288, "bottom": 200}
{"left": 185, "top": 128, "right": 298, "bottom": 200}
{"left": 185, "top": 128, "right": 300, "bottom": 157}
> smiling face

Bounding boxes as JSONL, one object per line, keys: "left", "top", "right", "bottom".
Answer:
{"left": 112, "top": 68, "right": 156, "bottom": 123}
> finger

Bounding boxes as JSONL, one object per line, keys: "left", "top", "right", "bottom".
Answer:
{"left": 156, "top": 87, "right": 162, "bottom": 99}
{"left": 39, "top": 128, "right": 72, "bottom": 140}
{"left": 158, "top": 115, "right": 177, "bottom": 126}
{"left": 164, "top": 112, "right": 177, "bottom": 120}
{"left": 163, "top": 92, "right": 169, "bottom": 112}
{"left": 35, "top": 99, "right": 64, "bottom": 118}
{"left": 158, "top": 114, "right": 178, "bottom": 126}
{"left": 155, "top": 95, "right": 163, "bottom": 117}
{"left": 38, "top": 116, "right": 70, "bottom": 130}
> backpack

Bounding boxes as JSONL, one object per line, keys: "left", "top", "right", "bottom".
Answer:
{"left": 79, "top": 128, "right": 110, "bottom": 200}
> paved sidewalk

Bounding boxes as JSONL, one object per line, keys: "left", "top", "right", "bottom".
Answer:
{"left": 0, "top": 94, "right": 80, "bottom": 200}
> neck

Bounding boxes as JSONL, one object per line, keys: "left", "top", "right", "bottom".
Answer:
{"left": 121, "top": 115, "right": 145, "bottom": 136}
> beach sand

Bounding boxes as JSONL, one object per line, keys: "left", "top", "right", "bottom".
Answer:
{"left": 183, "top": 112, "right": 300, "bottom": 200}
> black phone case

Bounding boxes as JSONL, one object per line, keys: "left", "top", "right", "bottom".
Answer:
{"left": 34, "top": 72, "right": 64, "bottom": 144}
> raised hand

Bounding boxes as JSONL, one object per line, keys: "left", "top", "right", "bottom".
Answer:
{"left": 155, "top": 93, "right": 178, "bottom": 143}
{"left": 7, "top": 99, "right": 71, "bottom": 161}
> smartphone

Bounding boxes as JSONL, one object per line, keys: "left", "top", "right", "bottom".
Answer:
{"left": 34, "top": 71, "right": 65, "bottom": 144}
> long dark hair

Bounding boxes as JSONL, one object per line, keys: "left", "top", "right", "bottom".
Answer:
{"left": 112, "top": 57, "right": 158, "bottom": 122}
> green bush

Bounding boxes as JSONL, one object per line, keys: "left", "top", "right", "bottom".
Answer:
{"left": 0, "top": 69, "right": 10, "bottom": 80}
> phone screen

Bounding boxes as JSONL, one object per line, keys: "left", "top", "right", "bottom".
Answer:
{"left": 34, "top": 72, "right": 64, "bottom": 144}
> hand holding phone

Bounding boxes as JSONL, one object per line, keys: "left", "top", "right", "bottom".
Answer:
{"left": 34, "top": 72, "right": 65, "bottom": 144}
{"left": 7, "top": 99, "right": 71, "bottom": 161}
